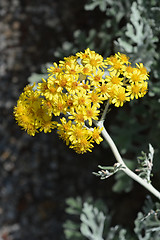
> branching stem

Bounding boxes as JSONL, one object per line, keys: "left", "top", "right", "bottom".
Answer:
{"left": 95, "top": 120, "right": 160, "bottom": 200}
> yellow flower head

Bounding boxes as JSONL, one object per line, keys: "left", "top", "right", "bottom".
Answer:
{"left": 14, "top": 49, "right": 149, "bottom": 153}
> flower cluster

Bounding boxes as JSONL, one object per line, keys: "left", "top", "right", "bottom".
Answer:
{"left": 14, "top": 49, "right": 148, "bottom": 153}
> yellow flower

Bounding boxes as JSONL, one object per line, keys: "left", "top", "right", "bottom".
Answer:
{"left": 14, "top": 49, "right": 149, "bottom": 153}
{"left": 14, "top": 85, "right": 48, "bottom": 136}
{"left": 55, "top": 74, "right": 68, "bottom": 90}
{"left": 41, "top": 99, "right": 53, "bottom": 116}
{"left": 83, "top": 104, "right": 100, "bottom": 126}
{"left": 14, "top": 103, "right": 36, "bottom": 136}
{"left": 72, "top": 89, "right": 91, "bottom": 107}
{"left": 67, "top": 75, "right": 81, "bottom": 94}
{"left": 105, "top": 55, "right": 123, "bottom": 72}
{"left": 105, "top": 70, "right": 123, "bottom": 86}
{"left": 57, "top": 118, "right": 72, "bottom": 145}
{"left": 47, "top": 62, "right": 62, "bottom": 76}
{"left": 129, "top": 68, "right": 144, "bottom": 83}
{"left": 127, "top": 83, "right": 142, "bottom": 100}
{"left": 68, "top": 123, "right": 89, "bottom": 144}
{"left": 40, "top": 119, "right": 57, "bottom": 133}
{"left": 65, "top": 62, "right": 82, "bottom": 76}
{"left": 52, "top": 95, "right": 67, "bottom": 116}
{"left": 116, "top": 52, "right": 130, "bottom": 64}
{"left": 38, "top": 78, "right": 48, "bottom": 94}
{"left": 70, "top": 137, "right": 94, "bottom": 154}
{"left": 121, "top": 64, "right": 133, "bottom": 78}
{"left": 42, "top": 81, "right": 59, "bottom": 101}
{"left": 90, "top": 91, "right": 103, "bottom": 108}
{"left": 112, "top": 86, "right": 130, "bottom": 107}
{"left": 59, "top": 55, "right": 78, "bottom": 69}
{"left": 80, "top": 48, "right": 104, "bottom": 68}
{"left": 136, "top": 63, "right": 149, "bottom": 80}
{"left": 91, "top": 127, "right": 103, "bottom": 144}
{"left": 139, "top": 81, "right": 148, "bottom": 97}
{"left": 69, "top": 108, "right": 85, "bottom": 124}
{"left": 97, "top": 82, "right": 110, "bottom": 100}
{"left": 81, "top": 64, "right": 92, "bottom": 76}
{"left": 88, "top": 68, "right": 104, "bottom": 86}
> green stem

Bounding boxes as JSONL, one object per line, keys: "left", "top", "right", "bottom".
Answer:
{"left": 96, "top": 120, "right": 160, "bottom": 200}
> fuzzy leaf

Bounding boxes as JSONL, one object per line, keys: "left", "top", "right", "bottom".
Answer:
{"left": 80, "top": 202, "right": 106, "bottom": 240}
{"left": 136, "top": 144, "right": 154, "bottom": 183}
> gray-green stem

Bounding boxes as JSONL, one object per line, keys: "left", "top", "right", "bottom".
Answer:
{"left": 95, "top": 120, "right": 160, "bottom": 200}
{"left": 100, "top": 100, "right": 110, "bottom": 122}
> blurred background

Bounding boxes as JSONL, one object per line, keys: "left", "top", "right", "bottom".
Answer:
{"left": 1, "top": 0, "right": 160, "bottom": 239}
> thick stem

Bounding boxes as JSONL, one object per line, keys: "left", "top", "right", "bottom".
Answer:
{"left": 96, "top": 120, "right": 160, "bottom": 200}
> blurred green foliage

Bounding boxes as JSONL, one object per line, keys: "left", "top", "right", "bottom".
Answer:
{"left": 63, "top": 196, "right": 160, "bottom": 240}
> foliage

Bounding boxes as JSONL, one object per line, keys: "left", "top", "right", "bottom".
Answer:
{"left": 64, "top": 196, "right": 160, "bottom": 240}
{"left": 93, "top": 143, "right": 155, "bottom": 193}
{"left": 136, "top": 144, "right": 154, "bottom": 183}
{"left": 63, "top": 197, "right": 128, "bottom": 240}
{"left": 115, "top": 1, "right": 159, "bottom": 71}
{"left": 134, "top": 196, "right": 160, "bottom": 240}
{"left": 107, "top": 0, "right": 160, "bottom": 166}
{"left": 53, "top": 0, "right": 134, "bottom": 59}
{"left": 63, "top": 197, "right": 84, "bottom": 240}
{"left": 54, "top": 29, "right": 98, "bottom": 59}
{"left": 80, "top": 202, "right": 106, "bottom": 240}
{"left": 93, "top": 163, "right": 125, "bottom": 180}
{"left": 84, "top": 0, "right": 160, "bottom": 171}
{"left": 91, "top": 0, "right": 159, "bottom": 144}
